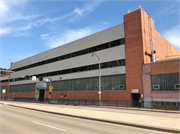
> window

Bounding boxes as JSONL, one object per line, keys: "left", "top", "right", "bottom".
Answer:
{"left": 94, "top": 86, "right": 98, "bottom": 90}
{"left": 62, "top": 69, "right": 70, "bottom": 74}
{"left": 174, "top": 84, "right": 180, "bottom": 89}
{"left": 151, "top": 73, "right": 179, "bottom": 91}
{"left": 153, "top": 84, "right": 160, "bottom": 90}
{"left": 110, "top": 40, "right": 117, "bottom": 47}
{"left": 119, "top": 85, "right": 124, "bottom": 89}
{"left": 165, "top": 102, "right": 171, "bottom": 106}
{"left": 12, "top": 38, "right": 125, "bottom": 72}
{"left": 61, "top": 54, "right": 71, "bottom": 60}
{"left": 89, "top": 64, "right": 99, "bottom": 70}
{"left": 120, "top": 38, "right": 125, "bottom": 44}
{"left": 172, "top": 102, "right": 176, "bottom": 106}
{"left": 11, "top": 59, "right": 126, "bottom": 82}
{"left": 80, "top": 86, "right": 84, "bottom": 90}
{"left": 101, "top": 62, "right": 109, "bottom": 69}
{"left": 73, "top": 49, "right": 88, "bottom": 57}
{"left": 154, "top": 101, "right": 161, "bottom": 106}
{"left": 177, "top": 102, "right": 179, "bottom": 107}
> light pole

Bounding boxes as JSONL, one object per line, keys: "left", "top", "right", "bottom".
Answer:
{"left": 92, "top": 52, "right": 101, "bottom": 106}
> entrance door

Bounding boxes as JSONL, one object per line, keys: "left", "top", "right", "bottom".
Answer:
{"left": 132, "top": 94, "right": 140, "bottom": 106}
{"left": 39, "top": 89, "right": 45, "bottom": 101}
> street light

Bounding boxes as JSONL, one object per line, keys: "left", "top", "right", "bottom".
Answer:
{"left": 92, "top": 52, "right": 101, "bottom": 106}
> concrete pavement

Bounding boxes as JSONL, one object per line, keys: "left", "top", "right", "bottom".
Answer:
{"left": 0, "top": 105, "right": 169, "bottom": 134}
{"left": 0, "top": 101, "right": 180, "bottom": 133}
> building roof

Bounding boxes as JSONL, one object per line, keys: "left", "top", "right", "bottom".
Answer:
{"left": 145, "top": 57, "right": 180, "bottom": 64}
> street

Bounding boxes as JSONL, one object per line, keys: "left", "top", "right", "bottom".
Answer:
{"left": 0, "top": 104, "right": 172, "bottom": 134}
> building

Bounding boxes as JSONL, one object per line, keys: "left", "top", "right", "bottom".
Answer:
{"left": 0, "top": 68, "right": 11, "bottom": 100}
{"left": 3, "top": 7, "right": 180, "bottom": 106}
{"left": 143, "top": 58, "right": 179, "bottom": 109}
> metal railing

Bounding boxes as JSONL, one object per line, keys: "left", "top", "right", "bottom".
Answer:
{"left": 128, "top": 5, "right": 144, "bottom": 13}
{"left": 1, "top": 97, "right": 179, "bottom": 111}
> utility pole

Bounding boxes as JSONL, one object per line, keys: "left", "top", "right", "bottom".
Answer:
{"left": 92, "top": 52, "right": 101, "bottom": 106}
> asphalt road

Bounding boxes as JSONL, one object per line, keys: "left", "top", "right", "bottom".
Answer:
{"left": 0, "top": 104, "right": 172, "bottom": 134}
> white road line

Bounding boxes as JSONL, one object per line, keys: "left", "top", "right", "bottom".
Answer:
{"left": 33, "top": 121, "right": 66, "bottom": 131}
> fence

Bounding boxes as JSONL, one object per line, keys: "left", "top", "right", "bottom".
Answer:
{"left": 1, "top": 97, "right": 179, "bottom": 111}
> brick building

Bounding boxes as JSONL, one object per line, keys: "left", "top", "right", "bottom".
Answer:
{"left": 0, "top": 68, "right": 11, "bottom": 100}
{"left": 143, "top": 58, "right": 179, "bottom": 109}
{"left": 2, "top": 7, "right": 180, "bottom": 106}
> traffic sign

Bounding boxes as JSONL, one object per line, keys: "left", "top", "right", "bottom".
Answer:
{"left": 49, "top": 86, "right": 53, "bottom": 90}
{"left": 46, "top": 78, "right": 50, "bottom": 82}
{"left": 98, "top": 90, "right": 101, "bottom": 94}
{"left": 32, "top": 76, "right": 36, "bottom": 81}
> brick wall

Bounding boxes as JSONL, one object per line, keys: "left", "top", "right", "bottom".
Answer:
{"left": 141, "top": 9, "right": 180, "bottom": 63}
{"left": 124, "top": 9, "right": 144, "bottom": 102}
{"left": 8, "top": 90, "right": 130, "bottom": 101}
{"left": 124, "top": 9, "right": 180, "bottom": 102}
{"left": 142, "top": 60, "right": 180, "bottom": 99}
{"left": 150, "top": 60, "right": 179, "bottom": 75}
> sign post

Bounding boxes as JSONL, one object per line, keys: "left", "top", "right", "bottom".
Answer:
{"left": 2, "top": 89, "right": 6, "bottom": 101}
{"left": 48, "top": 78, "right": 53, "bottom": 103}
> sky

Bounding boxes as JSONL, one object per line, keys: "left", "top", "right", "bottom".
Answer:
{"left": 0, "top": 0, "right": 180, "bottom": 69}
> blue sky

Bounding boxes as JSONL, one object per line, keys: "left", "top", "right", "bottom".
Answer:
{"left": 0, "top": 0, "right": 179, "bottom": 69}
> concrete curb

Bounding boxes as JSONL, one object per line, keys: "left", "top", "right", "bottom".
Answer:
{"left": 5, "top": 103, "right": 180, "bottom": 134}
{"left": 3, "top": 101, "right": 180, "bottom": 114}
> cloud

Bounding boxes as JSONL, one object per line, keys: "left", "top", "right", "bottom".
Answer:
{"left": 0, "top": 0, "right": 38, "bottom": 23}
{"left": 43, "top": 22, "right": 109, "bottom": 49}
{"left": 157, "top": 2, "right": 179, "bottom": 16}
{"left": 69, "top": 0, "right": 102, "bottom": 22}
{"left": 162, "top": 25, "right": 180, "bottom": 50}
{"left": 0, "top": 0, "right": 103, "bottom": 36}
{"left": 49, "top": 27, "right": 95, "bottom": 48}
{"left": 41, "top": 34, "right": 49, "bottom": 40}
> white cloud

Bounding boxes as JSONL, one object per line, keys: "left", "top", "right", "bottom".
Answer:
{"left": 73, "top": 1, "right": 102, "bottom": 16}
{"left": 157, "top": 2, "right": 179, "bottom": 16}
{"left": 49, "top": 27, "right": 95, "bottom": 48}
{"left": 162, "top": 25, "right": 180, "bottom": 50}
{"left": 41, "top": 34, "right": 49, "bottom": 40}
{"left": 44, "top": 22, "right": 109, "bottom": 49}
{"left": 0, "top": 0, "right": 103, "bottom": 36}
{"left": 70, "top": 1, "right": 102, "bottom": 22}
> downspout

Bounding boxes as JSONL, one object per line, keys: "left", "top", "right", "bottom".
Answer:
{"left": 148, "top": 13, "right": 155, "bottom": 62}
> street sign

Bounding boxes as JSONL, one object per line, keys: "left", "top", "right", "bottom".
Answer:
{"left": 46, "top": 78, "right": 51, "bottom": 82}
{"left": 98, "top": 90, "right": 101, "bottom": 94}
{"left": 131, "top": 89, "right": 139, "bottom": 93}
{"left": 49, "top": 86, "right": 53, "bottom": 90}
{"left": 2, "top": 89, "right": 6, "bottom": 93}
{"left": 32, "top": 76, "right": 36, "bottom": 81}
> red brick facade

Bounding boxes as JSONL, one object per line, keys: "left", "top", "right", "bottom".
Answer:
{"left": 143, "top": 59, "right": 180, "bottom": 100}
{"left": 124, "top": 9, "right": 180, "bottom": 102}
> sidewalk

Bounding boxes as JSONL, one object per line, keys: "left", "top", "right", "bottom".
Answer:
{"left": 1, "top": 101, "right": 180, "bottom": 133}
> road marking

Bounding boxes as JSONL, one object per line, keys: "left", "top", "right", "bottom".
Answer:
{"left": 33, "top": 121, "right": 66, "bottom": 131}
